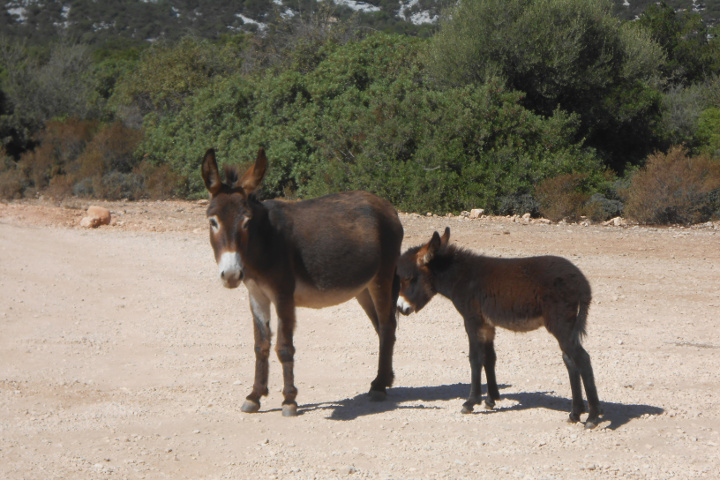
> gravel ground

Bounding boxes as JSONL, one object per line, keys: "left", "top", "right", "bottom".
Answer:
{"left": 1, "top": 199, "right": 719, "bottom": 479}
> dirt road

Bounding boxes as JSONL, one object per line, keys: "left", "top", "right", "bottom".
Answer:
{"left": 1, "top": 200, "right": 719, "bottom": 479}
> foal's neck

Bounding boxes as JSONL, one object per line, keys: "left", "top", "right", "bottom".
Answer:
{"left": 430, "top": 246, "right": 477, "bottom": 296}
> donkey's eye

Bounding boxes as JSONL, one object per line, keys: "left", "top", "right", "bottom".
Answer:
{"left": 209, "top": 217, "right": 219, "bottom": 231}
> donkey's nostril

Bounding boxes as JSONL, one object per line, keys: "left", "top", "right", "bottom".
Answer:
{"left": 221, "top": 271, "right": 226, "bottom": 279}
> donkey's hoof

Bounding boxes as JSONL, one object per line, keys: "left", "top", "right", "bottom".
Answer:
{"left": 241, "top": 399, "right": 260, "bottom": 413}
{"left": 282, "top": 403, "right": 298, "bottom": 417}
{"left": 461, "top": 402, "right": 474, "bottom": 414}
{"left": 368, "top": 389, "right": 387, "bottom": 402}
{"left": 483, "top": 398, "right": 496, "bottom": 410}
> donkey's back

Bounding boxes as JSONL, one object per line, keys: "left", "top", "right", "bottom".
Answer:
{"left": 265, "top": 191, "right": 403, "bottom": 306}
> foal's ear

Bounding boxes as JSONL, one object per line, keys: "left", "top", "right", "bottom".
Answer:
{"left": 201, "top": 148, "right": 222, "bottom": 196}
{"left": 238, "top": 148, "right": 268, "bottom": 194}
{"left": 418, "top": 230, "right": 442, "bottom": 266}
{"left": 440, "top": 227, "right": 450, "bottom": 247}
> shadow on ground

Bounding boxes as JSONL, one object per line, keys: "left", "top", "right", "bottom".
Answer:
{"left": 298, "top": 383, "right": 663, "bottom": 429}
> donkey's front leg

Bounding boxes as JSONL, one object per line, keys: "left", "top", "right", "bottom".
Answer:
{"left": 242, "top": 293, "right": 272, "bottom": 413}
{"left": 275, "top": 299, "right": 298, "bottom": 416}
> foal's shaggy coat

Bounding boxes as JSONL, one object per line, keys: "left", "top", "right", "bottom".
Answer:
{"left": 397, "top": 227, "right": 602, "bottom": 428}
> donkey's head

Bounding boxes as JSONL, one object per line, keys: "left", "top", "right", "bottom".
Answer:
{"left": 201, "top": 148, "right": 267, "bottom": 288}
{"left": 396, "top": 227, "right": 450, "bottom": 315}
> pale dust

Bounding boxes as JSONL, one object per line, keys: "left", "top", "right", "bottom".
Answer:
{"left": 1, "top": 199, "right": 719, "bottom": 479}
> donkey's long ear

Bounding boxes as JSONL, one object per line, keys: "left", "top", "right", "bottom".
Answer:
{"left": 238, "top": 148, "right": 268, "bottom": 194}
{"left": 201, "top": 149, "right": 222, "bottom": 196}
{"left": 417, "top": 231, "right": 442, "bottom": 266}
{"left": 439, "top": 227, "right": 450, "bottom": 247}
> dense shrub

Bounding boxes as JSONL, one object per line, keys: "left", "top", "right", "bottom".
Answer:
{"left": 19, "top": 119, "right": 99, "bottom": 195}
{"left": 139, "top": 33, "right": 605, "bottom": 212}
{"left": 111, "top": 36, "right": 244, "bottom": 117}
{"left": 623, "top": 146, "right": 720, "bottom": 224}
{"left": 3, "top": 119, "right": 147, "bottom": 199}
{"left": 535, "top": 173, "right": 591, "bottom": 222}
{"left": 0, "top": 153, "right": 25, "bottom": 199}
{"left": 428, "top": 0, "right": 667, "bottom": 171}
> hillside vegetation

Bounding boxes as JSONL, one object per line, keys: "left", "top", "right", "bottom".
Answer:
{"left": 2, "top": 0, "right": 720, "bottom": 224}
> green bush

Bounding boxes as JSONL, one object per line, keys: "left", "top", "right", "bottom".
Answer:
{"left": 136, "top": 33, "right": 607, "bottom": 213}
{"left": 428, "top": 0, "right": 666, "bottom": 171}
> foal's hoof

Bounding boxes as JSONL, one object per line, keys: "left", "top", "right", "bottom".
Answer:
{"left": 584, "top": 414, "right": 601, "bottom": 429}
{"left": 282, "top": 403, "right": 298, "bottom": 417}
{"left": 241, "top": 399, "right": 260, "bottom": 413}
{"left": 568, "top": 412, "right": 581, "bottom": 424}
{"left": 584, "top": 419, "right": 599, "bottom": 429}
{"left": 368, "top": 389, "right": 387, "bottom": 402}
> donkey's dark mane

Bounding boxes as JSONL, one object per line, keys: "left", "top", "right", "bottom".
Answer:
{"left": 223, "top": 164, "right": 240, "bottom": 185}
{"left": 223, "top": 164, "right": 262, "bottom": 203}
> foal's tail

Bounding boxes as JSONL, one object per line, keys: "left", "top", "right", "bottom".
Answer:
{"left": 574, "top": 298, "right": 591, "bottom": 344}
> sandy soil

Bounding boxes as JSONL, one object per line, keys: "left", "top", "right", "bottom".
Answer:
{"left": 1, "top": 198, "right": 719, "bottom": 479}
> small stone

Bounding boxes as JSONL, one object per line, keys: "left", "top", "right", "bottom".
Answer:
{"left": 469, "top": 208, "right": 485, "bottom": 219}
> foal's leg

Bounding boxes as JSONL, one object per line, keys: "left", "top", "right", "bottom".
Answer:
{"left": 461, "top": 316, "right": 482, "bottom": 413}
{"left": 274, "top": 297, "right": 299, "bottom": 416}
{"left": 546, "top": 310, "right": 587, "bottom": 424}
{"left": 242, "top": 293, "right": 272, "bottom": 413}
{"left": 482, "top": 335, "right": 500, "bottom": 408}
{"left": 561, "top": 349, "right": 586, "bottom": 423}
{"left": 367, "top": 275, "right": 397, "bottom": 401}
{"left": 566, "top": 343, "right": 601, "bottom": 428}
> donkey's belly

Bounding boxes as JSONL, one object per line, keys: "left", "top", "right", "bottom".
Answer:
{"left": 294, "top": 280, "right": 366, "bottom": 309}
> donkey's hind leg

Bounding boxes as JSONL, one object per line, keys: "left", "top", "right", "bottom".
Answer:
{"left": 357, "top": 289, "right": 380, "bottom": 334}
{"left": 365, "top": 275, "right": 398, "bottom": 401}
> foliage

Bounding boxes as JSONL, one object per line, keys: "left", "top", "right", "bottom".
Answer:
{"left": 110, "top": 36, "right": 245, "bottom": 117}
{"left": 535, "top": 173, "right": 591, "bottom": 222}
{"left": 623, "top": 146, "right": 720, "bottom": 224}
{"left": 2, "top": 2, "right": 720, "bottom": 223}
{"left": 0, "top": 39, "right": 97, "bottom": 157}
{"left": 428, "top": 0, "right": 667, "bottom": 171}
{"left": 636, "top": 1, "right": 720, "bottom": 86}
{"left": 0, "top": 118, "right": 149, "bottom": 200}
{"left": 138, "top": 33, "right": 604, "bottom": 212}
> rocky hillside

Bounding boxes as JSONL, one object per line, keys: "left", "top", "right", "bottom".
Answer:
{"left": 2, "top": 0, "right": 718, "bottom": 45}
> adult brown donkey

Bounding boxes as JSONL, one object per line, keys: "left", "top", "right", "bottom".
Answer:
{"left": 396, "top": 227, "right": 602, "bottom": 428}
{"left": 201, "top": 148, "right": 403, "bottom": 416}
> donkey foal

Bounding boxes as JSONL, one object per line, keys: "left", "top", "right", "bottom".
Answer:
{"left": 396, "top": 227, "right": 602, "bottom": 428}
